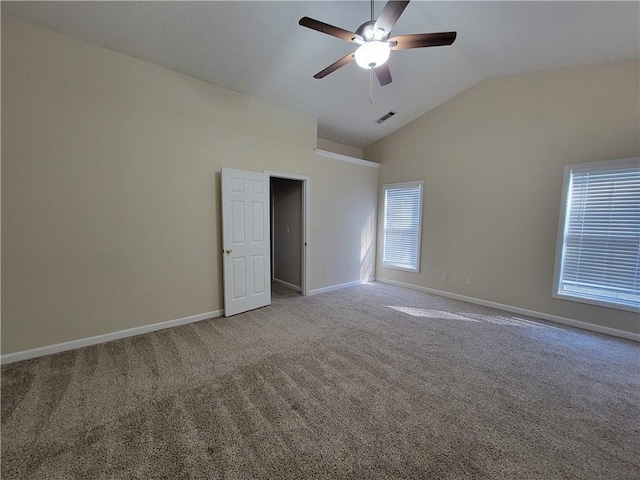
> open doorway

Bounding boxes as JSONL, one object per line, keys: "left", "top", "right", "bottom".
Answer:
{"left": 267, "top": 171, "right": 310, "bottom": 297}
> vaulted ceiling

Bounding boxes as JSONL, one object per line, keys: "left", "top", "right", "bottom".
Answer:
{"left": 3, "top": 1, "right": 639, "bottom": 148}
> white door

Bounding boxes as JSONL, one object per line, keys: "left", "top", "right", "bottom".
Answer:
{"left": 221, "top": 167, "right": 271, "bottom": 316}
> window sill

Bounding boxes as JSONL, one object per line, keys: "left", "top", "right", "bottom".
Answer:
{"left": 553, "top": 292, "right": 640, "bottom": 314}
{"left": 381, "top": 263, "right": 420, "bottom": 274}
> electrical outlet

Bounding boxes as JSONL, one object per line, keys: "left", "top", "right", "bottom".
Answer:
{"left": 441, "top": 273, "right": 449, "bottom": 281}
{"left": 465, "top": 276, "right": 473, "bottom": 285}
{"left": 323, "top": 269, "right": 328, "bottom": 278}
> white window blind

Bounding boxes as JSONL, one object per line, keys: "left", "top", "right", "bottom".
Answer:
{"left": 382, "top": 181, "right": 423, "bottom": 272}
{"left": 554, "top": 158, "right": 640, "bottom": 311}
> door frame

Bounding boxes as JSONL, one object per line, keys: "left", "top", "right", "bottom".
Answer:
{"left": 265, "top": 170, "right": 310, "bottom": 296}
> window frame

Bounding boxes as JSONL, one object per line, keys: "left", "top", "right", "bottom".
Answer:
{"left": 381, "top": 180, "right": 424, "bottom": 273}
{"left": 552, "top": 157, "right": 640, "bottom": 312}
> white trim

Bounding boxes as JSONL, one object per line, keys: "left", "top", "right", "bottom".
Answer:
{"left": 554, "top": 291, "right": 640, "bottom": 314}
{"left": 271, "top": 186, "right": 276, "bottom": 283}
{"left": 309, "top": 280, "right": 363, "bottom": 296}
{"left": 0, "top": 310, "right": 223, "bottom": 364}
{"left": 264, "top": 171, "right": 310, "bottom": 182}
{"left": 564, "top": 156, "right": 640, "bottom": 173}
{"left": 302, "top": 177, "right": 310, "bottom": 296}
{"left": 273, "top": 277, "right": 302, "bottom": 293}
{"left": 265, "top": 170, "right": 310, "bottom": 296}
{"left": 381, "top": 180, "right": 423, "bottom": 273}
{"left": 552, "top": 163, "right": 572, "bottom": 303}
{"left": 314, "top": 149, "right": 380, "bottom": 168}
{"left": 375, "top": 277, "right": 640, "bottom": 342}
{"left": 552, "top": 157, "right": 640, "bottom": 313}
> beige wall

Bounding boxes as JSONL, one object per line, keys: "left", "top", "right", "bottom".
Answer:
{"left": 272, "top": 178, "right": 302, "bottom": 288}
{"left": 366, "top": 60, "right": 640, "bottom": 335}
{"left": 1, "top": 18, "right": 378, "bottom": 354}
{"left": 317, "top": 138, "right": 364, "bottom": 159}
{"left": 307, "top": 158, "right": 378, "bottom": 289}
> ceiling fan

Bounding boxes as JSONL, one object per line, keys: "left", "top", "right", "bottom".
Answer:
{"left": 299, "top": 0, "right": 457, "bottom": 86}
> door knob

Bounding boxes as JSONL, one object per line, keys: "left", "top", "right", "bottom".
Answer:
{"left": 224, "top": 249, "right": 232, "bottom": 255}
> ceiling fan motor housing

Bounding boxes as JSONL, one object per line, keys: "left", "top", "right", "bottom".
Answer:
{"left": 356, "top": 20, "right": 389, "bottom": 42}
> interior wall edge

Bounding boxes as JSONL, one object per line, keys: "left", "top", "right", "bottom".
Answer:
{"left": 272, "top": 278, "right": 302, "bottom": 292}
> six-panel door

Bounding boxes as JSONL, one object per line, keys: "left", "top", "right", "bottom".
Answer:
{"left": 221, "top": 167, "right": 271, "bottom": 316}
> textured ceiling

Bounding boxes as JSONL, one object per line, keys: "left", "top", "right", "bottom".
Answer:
{"left": 3, "top": 1, "right": 639, "bottom": 149}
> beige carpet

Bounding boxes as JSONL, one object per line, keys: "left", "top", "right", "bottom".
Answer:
{"left": 2, "top": 282, "right": 639, "bottom": 479}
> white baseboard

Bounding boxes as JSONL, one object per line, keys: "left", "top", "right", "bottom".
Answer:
{"left": 375, "top": 277, "right": 640, "bottom": 342}
{"left": 309, "top": 280, "right": 363, "bottom": 296}
{"left": 0, "top": 309, "right": 223, "bottom": 365}
{"left": 273, "top": 277, "right": 301, "bottom": 292}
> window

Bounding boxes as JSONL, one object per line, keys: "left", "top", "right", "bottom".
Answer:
{"left": 382, "top": 181, "right": 423, "bottom": 272}
{"left": 553, "top": 158, "right": 640, "bottom": 312}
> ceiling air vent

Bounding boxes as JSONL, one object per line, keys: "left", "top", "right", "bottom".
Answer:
{"left": 375, "top": 111, "right": 396, "bottom": 124}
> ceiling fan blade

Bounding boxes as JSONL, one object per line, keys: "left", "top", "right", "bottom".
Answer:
{"left": 299, "top": 17, "right": 362, "bottom": 44}
{"left": 374, "top": 64, "right": 392, "bottom": 86}
{"left": 389, "top": 32, "right": 457, "bottom": 50}
{"left": 374, "top": 1, "right": 410, "bottom": 35}
{"left": 313, "top": 53, "right": 355, "bottom": 79}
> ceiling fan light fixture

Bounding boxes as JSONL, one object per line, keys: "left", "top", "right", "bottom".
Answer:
{"left": 355, "top": 41, "right": 390, "bottom": 69}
